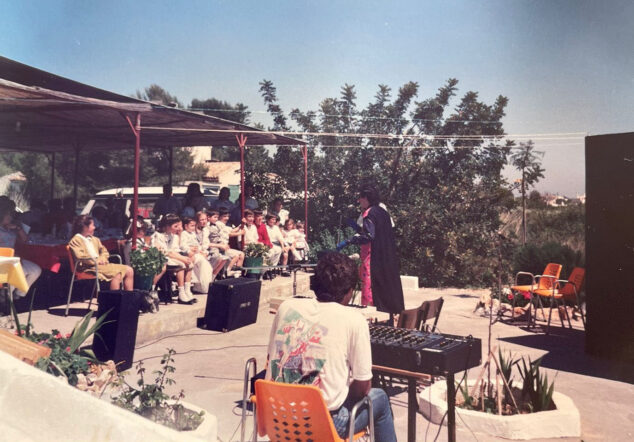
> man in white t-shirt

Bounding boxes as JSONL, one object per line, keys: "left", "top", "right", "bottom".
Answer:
{"left": 265, "top": 252, "right": 396, "bottom": 441}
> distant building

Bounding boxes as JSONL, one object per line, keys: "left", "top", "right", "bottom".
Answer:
{"left": 189, "top": 146, "right": 240, "bottom": 185}
{"left": 543, "top": 193, "right": 570, "bottom": 207}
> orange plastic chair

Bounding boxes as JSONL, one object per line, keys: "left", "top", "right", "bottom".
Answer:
{"left": 510, "top": 263, "right": 562, "bottom": 326}
{"left": 250, "top": 379, "right": 373, "bottom": 442}
{"left": 534, "top": 267, "right": 585, "bottom": 334}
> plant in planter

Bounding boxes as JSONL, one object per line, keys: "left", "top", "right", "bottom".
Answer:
{"left": 243, "top": 243, "right": 270, "bottom": 276}
{"left": 25, "top": 310, "right": 112, "bottom": 386}
{"left": 130, "top": 246, "right": 167, "bottom": 290}
{"left": 111, "top": 348, "right": 204, "bottom": 432}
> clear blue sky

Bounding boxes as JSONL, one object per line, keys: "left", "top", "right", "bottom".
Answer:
{"left": 3, "top": 0, "right": 633, "bottom": 196}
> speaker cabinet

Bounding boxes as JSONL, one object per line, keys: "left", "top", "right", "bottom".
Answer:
{"left": 204, "top": 278, "right": 262, "bottom": 332}
{"left": 93, "top": 290, "right": 141, "bottom": 371}
{"left": 586, "top": 132, "right": 634, "bottom": 362}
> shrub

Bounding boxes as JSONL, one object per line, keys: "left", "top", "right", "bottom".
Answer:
{"left": 512, "top": 242, "right": 584, "bottom": 281}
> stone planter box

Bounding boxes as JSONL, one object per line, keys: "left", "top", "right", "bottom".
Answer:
{"left": 418, "top": 380, "right": 580, "bottom": 440}
{"left": 170, "top": 400, "right": 218, "bottom": 441}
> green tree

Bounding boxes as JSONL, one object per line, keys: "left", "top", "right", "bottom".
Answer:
{"left": 135, "top": 84, "right": 182, "bottom": 108}
{"left": 511, "top": 140, "right": 545, "bottom": 244}
{"left": 257, "top": 78, "right": 514, "bottom": 287}
{"left": 189, "top": 98, "right": 251, "bottom": 162}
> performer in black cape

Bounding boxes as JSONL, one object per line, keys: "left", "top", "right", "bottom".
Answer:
{"left": 337, "top": 184, "right": 405, "bottom": 314}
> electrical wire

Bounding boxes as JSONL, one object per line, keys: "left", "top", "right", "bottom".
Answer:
{"left": 188, "top": 107, "right": 510, "bottom": 125}
{"left": 140, "top": 125, "right": 586, "bottom": 141}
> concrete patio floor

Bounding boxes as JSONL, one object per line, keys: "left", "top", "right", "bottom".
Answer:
{"left": 12, "top": 274, "right": 634, "bottom": 441}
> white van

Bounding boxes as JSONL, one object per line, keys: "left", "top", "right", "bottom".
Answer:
{"left": 81, "top": 182, "right": 222, "bottom": 220}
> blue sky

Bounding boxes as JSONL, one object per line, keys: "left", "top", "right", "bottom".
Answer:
{"left": 3, "top": 0, "right": 633, "bottom": 196}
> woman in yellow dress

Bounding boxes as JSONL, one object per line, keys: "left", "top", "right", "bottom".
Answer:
{"left": 68, "top": 215, "right": 134, "bottom": 290}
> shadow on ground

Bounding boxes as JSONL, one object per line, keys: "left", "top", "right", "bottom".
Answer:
{"left": 499, "top": 326, "right": 634, "bottom": 385}
{"left": 47, "top": 307, "right": 93, "bottom": 317}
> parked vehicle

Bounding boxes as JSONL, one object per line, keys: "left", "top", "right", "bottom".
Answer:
{"left": 81, "top": 182, "right": 222, "bottom": 221}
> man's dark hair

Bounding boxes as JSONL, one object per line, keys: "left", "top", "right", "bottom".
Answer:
{"left": 359, "top": 185, "right": 380, "bottom": 206}
{"left": 265, "top": 213, "right": 278, "bottom": 222}
{"left": 218, "top": 208, "right": 230, "bottom": 217}
{"left": 243, "top": 209, "right": 254, "bottom": 217}
{"left": 313, "top": 252, "right": 358, "bottom": 303}
{"left": 162, "top": 184, "right": 172, "bottom": 196}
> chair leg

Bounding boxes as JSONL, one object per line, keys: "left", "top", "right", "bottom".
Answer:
{"left": 87, "top": 279, "right": 99, "bottom": 311}
{"left": 545, "top": 297, "right": 554, "bottom": 334}
{"left": 65, "top": 272, "right": 77, "bottom": 317}
{"left": 563, "top": 299, "right": 572, "bottom": 329}
{"left": 575, "top": 296, "right": 586, "bottom": 329}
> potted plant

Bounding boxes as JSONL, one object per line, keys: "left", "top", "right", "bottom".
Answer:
{"left": 243, "top": 243, "right": 270, "bottom": 277}
{"left": 130, "top": 246, "right": 167, "bottom": 291}
{"left": 111, "top": 348, "right": 215, "bottom": 438}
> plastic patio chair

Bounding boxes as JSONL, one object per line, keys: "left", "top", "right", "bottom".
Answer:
{"left": 65, "top": 245, "right": 122, "bottom": 317}
{"left": 396, "top": 297, "right": 444, "bottom": 332}
{"left": 534, "top": 267, "right": 586, "bottom": 334}
{"left": 241, "top": 359, "right": 373, "bottom": 442}
{"left": 509, "top": 263, "right": 562, "bottom": 327}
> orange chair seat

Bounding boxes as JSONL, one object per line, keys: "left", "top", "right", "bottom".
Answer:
{"left": 252, "top": 379, "right": 368, "bottom": 442}
{"left": 510, "top": 284, "right": 537, "bottom": 292}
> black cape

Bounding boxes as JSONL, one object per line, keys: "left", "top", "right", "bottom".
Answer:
{"left": 366, "top": 205, "right": 405, "bottom": 314}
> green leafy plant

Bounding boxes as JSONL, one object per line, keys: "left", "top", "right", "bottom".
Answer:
{"left": 130, "top": 247, "right": 167, "bottom": 277}
{"left": 518, "top": 356, "right": 555, "bottom": 412}
{"left": 112, "top": 348, "right": 204, "bottom": 431}
{"left": 498, "top": 349, "right": 519, "bottom": 386}
{"left": 26, "top": 310, "right": 111, "bottom": 386}
{"left": 244, "top": 242, "right": 270, "bottom": 258}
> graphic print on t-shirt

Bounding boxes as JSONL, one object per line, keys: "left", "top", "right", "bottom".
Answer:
{"left": 270, "top": 308, "right": 327, "bottom": 385}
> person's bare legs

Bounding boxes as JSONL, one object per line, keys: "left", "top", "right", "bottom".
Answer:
{"left": 213, "top": 260, "right": 225, "bottom": 278}
{"left": 109, "top": 274, "right": 122, "bottom": 290}
{"left": 153, "top": 265, "right": 166, "bottom": 287}
{"left": 122, "top": 266, "right": 134, "bottom": 290}
{"left": 176, "top": 269, "right": 185, "bottom": 287}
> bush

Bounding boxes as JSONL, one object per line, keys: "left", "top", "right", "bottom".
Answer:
{"left": 512, "top": 242, "right": 584, "bottom": 281}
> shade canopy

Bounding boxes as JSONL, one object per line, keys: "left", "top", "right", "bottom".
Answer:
{"left": 0, "top": 56, "right": 304, "bottom": 152}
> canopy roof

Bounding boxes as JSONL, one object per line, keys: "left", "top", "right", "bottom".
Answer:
{"left": 0, "top": 56, "right": 304, "bottom": 152}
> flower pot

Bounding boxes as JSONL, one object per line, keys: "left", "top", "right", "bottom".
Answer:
{"left": 243, "top": 256, "right": 263, "bottom": 277}
{"left": 133, "top": 274, "right": 154, "bottom": 291}
{"left": 418, "top": 380, "right": 580, "bottom": 439}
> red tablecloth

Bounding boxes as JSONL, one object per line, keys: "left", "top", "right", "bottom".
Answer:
{"left": 15, "top": 238, "right": 120, "bottom": 273}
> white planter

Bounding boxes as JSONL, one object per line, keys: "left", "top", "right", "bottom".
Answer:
{"left": 418, "top": 380, "right": 580, "bottom": 440}
{"left": 171, "top": 400, "right": 218, "bottom": 442}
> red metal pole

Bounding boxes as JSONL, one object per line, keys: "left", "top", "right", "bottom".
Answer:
{"left": 303, "top": 145, "right": 308, "bottom": 241}
{"left": 236, "top": 134, "right": 248, "bottom": 249}
{"left": 125, "top": 113, "right": 141, "bottom": 249}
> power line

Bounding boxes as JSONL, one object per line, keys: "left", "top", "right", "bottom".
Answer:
{"left": 188, "top": 107, "right": 506, "bottom": 125}
{"left": 141, "top": 125, "right": 586, "bottom": 141}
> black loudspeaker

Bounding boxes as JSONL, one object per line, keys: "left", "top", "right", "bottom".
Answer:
{"left": 586, "top": 132, "right": 634, "bottom": 363}
{"left": 204, "top": 278, "right": 262, "bottom": 332}
{"left": 93, "top": 290, "right": 141, "bottom": 371}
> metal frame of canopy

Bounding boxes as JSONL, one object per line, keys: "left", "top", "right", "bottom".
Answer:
{"left": 0, "top": 57, "right": 308, "bottom": 247}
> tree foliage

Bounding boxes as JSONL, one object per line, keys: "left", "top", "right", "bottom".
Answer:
{"left": 252, "top": 79, "right": 515, "bottom": 287}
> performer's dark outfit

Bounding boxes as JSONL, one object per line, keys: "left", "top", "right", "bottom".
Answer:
{"left": 347, "top": 205, "right": 404, "bottom": 314}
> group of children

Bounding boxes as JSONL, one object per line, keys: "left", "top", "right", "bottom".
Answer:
{"left": 241, "top": 209, "right": 309, "bottom": 278}
{"left": 142, "top": 207, "right": 308, "bottom": 304}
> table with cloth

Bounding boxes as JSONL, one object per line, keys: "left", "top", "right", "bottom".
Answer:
{"left": 0, "top": 256, "right": 29, "bottom": 293}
